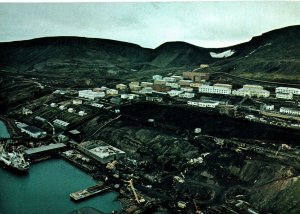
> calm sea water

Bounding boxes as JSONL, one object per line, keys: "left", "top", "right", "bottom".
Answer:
{"left": 0, "top": 121, "right": 121, "bottom": 214}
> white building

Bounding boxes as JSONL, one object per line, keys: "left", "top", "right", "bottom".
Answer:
{"left": 279, "top": 107, "right": 300, "bottom": 116}
{"left": 152, "top": 75, "right": 163, "bottom": 81}
{"left": 181, "top": 87, "right": 193, "bottom": 92}
{"left": 163, "top": 77, "right": 176, "bottom": 82}
{"left": 90, "top": 103, "right": 104, "bottom": 108}
{"left": 166, "top": 82, "right": 180, "bottom": 89}
{"left": 232, "top": 85, "right": 270, "bottom": 98}
{"left": 78, "top": 111, "right": 87, "bottom": 116}
{"left": 243, "top": 85, "right": 264, "bottom": 90}
{"left": 179, "top": 80, "right": 193, "bottom": 86}
{"left": 168, "top": 90, "right": 183, "bottom": 97}
{"left": 106, "top": 89, "right": 118, "bottom": 95}
{"left": 116, "top": 84, "right": 127, "bottom": 90}
{"left": 276, "top": 93, "right": 293, "bottom": 100}
{"left": 178, "top": 93, "right": 195, "bottom": 99}
{"left": 79, "top": 90, "right": 105, "bottom": 100}
{"left": 121, "top": 94, "right": 129, "bottom": 99}
{"left": 187, "top": 100, "right": 219, "bottom": 108}
{"left": 199, "top": 85, "right": 231, "bottom": 95}
{"left": 59, "top": 105, "right": 65, "bottom": 110}
{"left": 73, "top": 99, "right": 83, "bottom": 105}
{"left": 140, "top": 82, "right": 153, "bottom": 87}
{"left": 139, "top": 87, "right": 153, "bottom": 94}
{"left": 171, "top": 75, "right": 183, "bottom": 81}
{"left": 68, "top": 108, "right": 75, "bottom": 113}
{"left": 213, "top": 83, "right": 232, "bottom": 89}
{"left": 50, "top": 103, "right": 57, "bottom": 108}
{"left": 232, "top": 88, "right": 270, "bottom": 98}
{"left": 261, "top": 104, "right": 275, "bottom": 111}
{"left": 53, "top": 119, "right": 69, "bottom": 129}
{"left": 276, "top": 87, "right": 300, "bottom": 95}
{"left": 190, "top": 83, "right": 202, "bottom": 88}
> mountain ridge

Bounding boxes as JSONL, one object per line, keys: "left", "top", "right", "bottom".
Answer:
{"left": 1, "top": 25, "right": 300, "bottom": 82}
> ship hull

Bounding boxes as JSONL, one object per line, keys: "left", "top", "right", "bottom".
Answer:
{"left": 0, "top": 160, "right": 29, "bottom": 173}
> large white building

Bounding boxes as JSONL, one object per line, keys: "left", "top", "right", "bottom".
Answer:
{"left": 276, "top": 87, "right": 300, "bottom": 95}
{"left": 199, "top": 85, "right": 231, "bottom": 95}
{"left": 232, "top": 85, "right": 270, "bottom": 98}
{"left": 79, "top": 90, "right": 105, "bottom": 100}
{"left": 279, "top": 107, "right": 300, "bottom": 116}
{"left": 187, "top": 100, "right": 219, "bottom": 108}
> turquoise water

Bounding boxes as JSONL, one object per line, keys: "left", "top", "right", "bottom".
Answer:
{"left": 0, "top": 120, "right": 10, "bottom": 138}
{"left": 0, "top": 159, "right": 122, "bottom": 214}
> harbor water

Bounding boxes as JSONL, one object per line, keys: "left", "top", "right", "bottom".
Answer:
{"left": 0, "top": 120, "right": 10, "bottom": 138}
{"left": 0, "top": 158, "right": 122, "bottom": 214}
{"left": 0, "top": 120, "right": 121, "bottom": 214}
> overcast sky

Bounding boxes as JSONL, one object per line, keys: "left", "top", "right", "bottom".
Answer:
{"left": 0, "top": 2, "right": 300, "bottom": 48}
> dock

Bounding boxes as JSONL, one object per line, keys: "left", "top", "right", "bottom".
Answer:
{"left": 70, "top": 183, "right": 111, "bottom": 201}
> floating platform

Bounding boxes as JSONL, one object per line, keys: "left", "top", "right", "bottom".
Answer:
{"left": 70, "top": 183, "right": 111, "bottom": 201}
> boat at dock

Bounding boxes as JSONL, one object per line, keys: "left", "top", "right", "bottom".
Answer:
{"left": 70, "top": 183, "right": 111, "bottom": 201}
{"left": 0, "top": 144, "right": 29, "bottom": 172}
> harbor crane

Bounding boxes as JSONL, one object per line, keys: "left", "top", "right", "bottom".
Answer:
{"left": 124, "top": 179, "right": 145, "bottom": 204}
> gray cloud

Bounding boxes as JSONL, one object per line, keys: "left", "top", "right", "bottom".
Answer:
{"left": 0, "top": 2, "right": 299, "bottom": 48}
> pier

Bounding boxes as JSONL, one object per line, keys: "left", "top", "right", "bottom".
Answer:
{"left": 70, "top": 183, "right": 111, "bottom": 201}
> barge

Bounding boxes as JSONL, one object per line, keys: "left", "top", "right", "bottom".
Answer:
{"left": 70, "top": 183, "right": 111, "bottom": 201}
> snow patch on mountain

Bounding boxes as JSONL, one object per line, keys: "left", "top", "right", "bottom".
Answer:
{"left": 210, "top": 49, "right": 235, "bottom": 58}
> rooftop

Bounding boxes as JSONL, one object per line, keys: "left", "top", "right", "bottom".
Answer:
{"left": 25, "top": 143, "right": 66, "bottom": 155}
{"left": 22, "top": 125, "right": 45, "bottom": 134}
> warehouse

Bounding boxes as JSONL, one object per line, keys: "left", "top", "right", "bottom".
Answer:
{"left": 20, "top": 125, "right": 47, "bottom": 138}
{"left": 77, "top": 140, "right": 126, "bottom": 164}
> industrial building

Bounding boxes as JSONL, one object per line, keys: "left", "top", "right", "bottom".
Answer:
{"left": 199, "top": 85, "right": 232, "bottom": 95}
{"left": 279, "top": 107, "right": 300, "bottom": 116}
{"left": 276, "top": 87, "right": 300, "bottom": 95}
{"left": 77, "top": 140, "right": 126, "bottom": 164}
{"left": 20, "top": 125, "right": 47, "bottom": 138}
{"left": 24, "top": 143, "right": 66, "bottom": 159}
{"left": 79, "top": 90, "right": 105, "bottom": 100}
